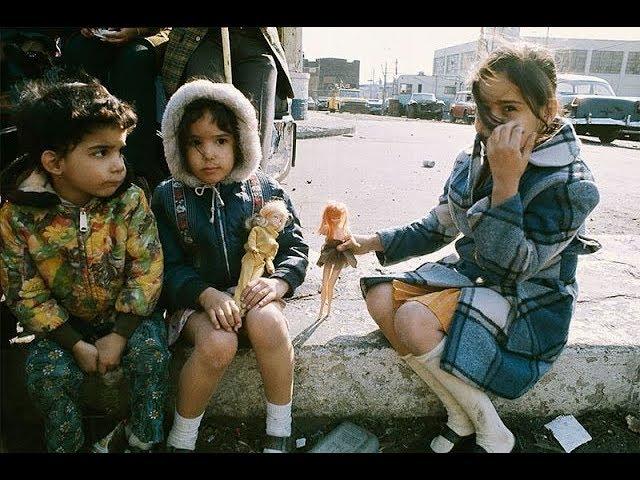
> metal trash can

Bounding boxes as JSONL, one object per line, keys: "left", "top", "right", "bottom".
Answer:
{"left": 291, "top": 98, "right": 307, "bottom": 120}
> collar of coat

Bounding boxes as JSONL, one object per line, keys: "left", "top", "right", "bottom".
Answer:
{"left": 466, "top": 119, "right": 582, "bottom": 168}
{"left": 161, "top": 80, "right": 261, "bottom": 189}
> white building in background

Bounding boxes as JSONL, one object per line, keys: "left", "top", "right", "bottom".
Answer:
{"left": 433, "top": 30, "right": 640, "bottom": 103}
{"left": 395, "top": 72, "right": 437, "bottom": 96}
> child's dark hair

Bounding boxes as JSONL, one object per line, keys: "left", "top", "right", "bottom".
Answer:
{"left": 177, "top": 97, "right": 243, "bottom": 168}
{"left": 12, "top": 76, "right": 137, "bottom": 172}
{"left": 472, "top": 43, "right": 558, "bottom": 134}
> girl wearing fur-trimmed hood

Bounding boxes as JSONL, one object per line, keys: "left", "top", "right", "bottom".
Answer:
{"left": 151, "top": 79, "right": 308, "bottom": 453}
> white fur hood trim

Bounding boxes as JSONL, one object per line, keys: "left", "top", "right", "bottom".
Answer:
{"left": 161, "top": 80, "right": 262, "bottom": 187}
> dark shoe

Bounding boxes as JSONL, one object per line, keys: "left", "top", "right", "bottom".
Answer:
{"left": 91, "top": 420, "right": 128, "bottom": 453}
{"left": 263, "top": 433, "right": 297, "bottom": 453}
{"left": 165, "top": 444, "right": 194, "bottom": 453}
{"left": 429, "top": 424, "right": 476, "bottom": 453}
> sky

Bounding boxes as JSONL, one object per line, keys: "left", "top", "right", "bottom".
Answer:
{"left": 302, "top": 27, "right": 640, "bottom": 84}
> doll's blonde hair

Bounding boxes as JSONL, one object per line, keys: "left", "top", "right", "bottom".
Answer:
{"left": 245, "top": 199, "right": 290, "bottom": 230}
{"left": 318, "top": 201, "right": 350, "bottom": 240}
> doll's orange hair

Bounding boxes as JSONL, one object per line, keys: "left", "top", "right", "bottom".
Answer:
{"left": 318, "top": 202, "right": 349, "bottom": 240}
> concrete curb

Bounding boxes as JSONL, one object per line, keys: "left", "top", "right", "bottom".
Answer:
{"left": 296, "top": 125, "right": 355, "bottom": 140}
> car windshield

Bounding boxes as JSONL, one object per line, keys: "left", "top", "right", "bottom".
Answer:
{"left": 455, "top": 92, "right": 472, "bottom": 102}
{"left": 412, "top": 93, "right": 436, "bottom": 101}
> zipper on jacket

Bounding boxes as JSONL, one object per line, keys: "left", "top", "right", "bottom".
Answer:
{"left": 79, "top": 208, "right": 89, "bottom": 233}
{"left": 213, "top": 189, "right": 232, "bottom": 282}
{"left": 75, "top": 207, "right": 96, "bottom": 305}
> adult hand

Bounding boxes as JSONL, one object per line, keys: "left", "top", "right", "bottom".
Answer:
{"left": 337, "top": 233, "right": 380, "bottom": 256}
{"left": 71, "top": 340, "right": 99, "bottom": 374}
{"left": 95, "top": 332, "right": 127, "bottom": 375}
{"left": 102, "top": 28, "right": 145, "bottom": 44}
{"left": 241, "top": 277, "right": 289, "bottom": 312}
{"left": 199, "top": 287, "right": 241, "bottom": 332}
{"left": 80, "top": 28, "right": 95, "bottom": 38}
{"left": 486, "top": 121, "right": 535, "bottom": 206}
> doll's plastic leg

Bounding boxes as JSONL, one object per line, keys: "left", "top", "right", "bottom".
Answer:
{"left": 324, "top": 259, "right": 345, "bottom": 318}
{"left": 318, "top": 262, "right": 333, "bottom": 319}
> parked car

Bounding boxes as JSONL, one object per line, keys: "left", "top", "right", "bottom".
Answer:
{"left": 336, "top": 88, "right": 369, "bottom": 114}
{"left": 556, "top": 74, "right": 640, "bottom": 144}
{"left": 405, "top": 93, "right": 445, "bottom": 120}
{"left": 449, "top": 90, "right": 475, "bottom": 124}
{"left": 367, "top": 98, "right": 383, "bottom": 115}
{"left": 317, "top": 96, "right": 329, "bottom": 111}
{"left": 307, "top": 96, "right": 317, "bottom": 111}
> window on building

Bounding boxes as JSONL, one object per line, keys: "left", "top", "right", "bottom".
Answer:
{"left": 446, "top": 54, "right": 459, "bottom": 74}
{"left": 460, "top": 51, "right": 476, "bottom": 75}
{"left": 626, "top": 52, "right": 640, "bottom": 75}
{"left": 417, "top": 84, "right": 422, "bottom": 93}
{"left": 554, "top": 50, "right": 587, "bottom": 73}
{"left": 444, "top": 86, "right": 457, "bottom": 95}
{"left": 400, "top": 83, "right": 413, "bottom": 93}
{"left": 434, "top": 57, "right": 445, "bottom": 75}
{"left": 590, "top": 50, "right": 624, "bottom": 74}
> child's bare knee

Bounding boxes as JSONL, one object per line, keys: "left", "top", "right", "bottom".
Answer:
{"left": 194, "top": 331, "right": 238, "bottom": 370}
{"left": 365, "top": 283, "right": 393, "bottom": 321}
{"left": 245, "top": 305, "right": 289, "bottom": 350}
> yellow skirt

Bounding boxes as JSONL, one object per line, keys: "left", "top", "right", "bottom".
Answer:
{"left": 391, "top": 280, "right": 460, "bottom": 332}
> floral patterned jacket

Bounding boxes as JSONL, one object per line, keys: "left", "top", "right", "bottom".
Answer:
{"left": 0, "top": 166, "right": 163, "bottom": 350}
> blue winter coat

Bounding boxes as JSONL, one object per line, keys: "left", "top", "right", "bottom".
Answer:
{"left": 361, "top": 121, "right": 600, "bottom": 399}
{"left": 152, "top": 172, "right": 308, "bottom": 313}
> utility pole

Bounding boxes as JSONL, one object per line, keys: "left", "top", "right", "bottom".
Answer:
{"left": 382, "top": 61, "right": 388, "bottom": 105}
{"left": 545, "top": 27, "right": 550, "bottom": 46}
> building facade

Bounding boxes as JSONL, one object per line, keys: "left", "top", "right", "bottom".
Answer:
{"left": 303, "top": 57, "right": 360, "bottom": 99}
{"left": 433, "top": 32, "right": 640, "bottom": 102}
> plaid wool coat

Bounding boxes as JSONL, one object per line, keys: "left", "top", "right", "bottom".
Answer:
{"left": 361, "top": 121, "right": 601, "bottom": 399}
{"left": 161, "top": 27, "right": 294, "bottom": 99}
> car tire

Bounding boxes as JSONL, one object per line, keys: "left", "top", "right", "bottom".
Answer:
{"left": 598, "top": 131, "right": 618, "bottom": 144}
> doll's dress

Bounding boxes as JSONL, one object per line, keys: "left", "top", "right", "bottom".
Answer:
{"left": 316, "top": 238, "right": 357, "bottom": 268}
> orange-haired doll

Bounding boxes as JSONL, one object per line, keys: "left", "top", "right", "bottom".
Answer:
{"left": 235, "top": 199, "right": 291, "bottom": 317}
{"left": 317, "top": 202, "right": 360, "bottom": 319}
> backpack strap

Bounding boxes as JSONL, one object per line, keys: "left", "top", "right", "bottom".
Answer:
{"left": 171, "top": 180, "right": 194, "bottom": 247}
{"left": 247, "top": 174, "right": 264, "bottom": 215}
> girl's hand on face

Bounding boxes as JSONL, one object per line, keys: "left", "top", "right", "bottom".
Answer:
{"left": 199, "top": 287, "right": 242, "bottom": 332}
{"left": 337, "top": 234, "right": 379, "bottom": 256}
{"left": 242, "top": 278, "right": 288, "bottom": 312}
{"left": 486, "top": 121, "right": 536, "bottom": 188}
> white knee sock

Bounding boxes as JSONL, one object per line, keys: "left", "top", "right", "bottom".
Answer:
{"left": 421, "top": 339, "right": 515, "bottom": 453}
{"left": 402, "top": 353, "right": 474, "bottom": 453}
{"left": 166, "top": 409, "right": 205, "bottom": 451}
{"left": 265, "top": 400, "right": 292, "bottom": 437}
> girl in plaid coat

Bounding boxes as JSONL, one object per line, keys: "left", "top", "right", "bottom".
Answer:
{"left": 339, "top": 43, "right": 600, "bottom": 453}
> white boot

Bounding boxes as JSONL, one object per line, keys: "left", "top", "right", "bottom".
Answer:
{"left": 418, "top": 339, "right": 515, "bottom": 453}
{"left": 402, "top": 353, "right": 475, "bottom": 453}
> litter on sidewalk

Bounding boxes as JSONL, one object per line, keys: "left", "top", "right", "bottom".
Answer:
{"left": 544, "top": 415, "right": 592, "bottom": 452}
{"left": 310, "top": 421, "right": 379, "bottom": 453}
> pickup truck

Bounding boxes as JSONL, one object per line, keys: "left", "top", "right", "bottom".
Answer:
{"left": 557, "top": 74, "right": 640, "bottom": 144}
